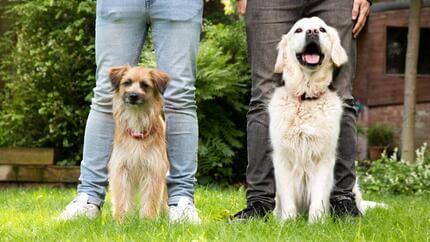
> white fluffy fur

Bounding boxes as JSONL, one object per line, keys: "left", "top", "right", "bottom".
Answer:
{"left": 269, "top": 17, "right": 386, "bottom": 223}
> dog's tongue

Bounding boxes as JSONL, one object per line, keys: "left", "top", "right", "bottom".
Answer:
{"left": 303, "top": 54, "right": 320, "bottom": 64}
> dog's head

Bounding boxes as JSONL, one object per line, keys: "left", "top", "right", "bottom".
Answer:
{"left": 274, "top": 17, "right": 348, "bottom": 73}
{"left": 109, "top": 66, "right": 170, "bottom": 106}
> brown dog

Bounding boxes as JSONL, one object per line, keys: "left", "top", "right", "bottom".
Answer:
{"left": 108, "top": 65, "right": 170, "bottom": 221}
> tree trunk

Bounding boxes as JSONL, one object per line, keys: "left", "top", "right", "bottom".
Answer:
{"left": 401, "top": 0, "right": 422, "bottom": 164}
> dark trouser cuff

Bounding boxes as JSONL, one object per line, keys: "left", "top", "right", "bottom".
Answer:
{"left": 246, "top": 197, "right": 275, "bottom": 209}
{"left": 330, "top": 192, "right": 356, "bottom": 202}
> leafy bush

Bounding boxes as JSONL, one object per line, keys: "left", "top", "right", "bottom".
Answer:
{"left": 0, "top": 0, "right": 96, "bottom": 163}
{"left": 358, "top": 143, "right": 430, "bottom": 195}
{"left": 0, "top": 1, "right": 249, "bottom": 183}
{"left": 367, "top": 123, "right": 394, "bottom": 147}
{"left": 195, "top": 21, "right": 249, "bottom": 184}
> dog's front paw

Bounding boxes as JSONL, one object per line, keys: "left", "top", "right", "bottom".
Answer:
{"left": 112, "top": 208, "right": 126, "bottom": 223}
{"left": 273, "top": 205, "right": 281, "bottom": 218}
{"left": 277, "top": 208, "right": 298, "bottom": 222}
{"left": 113, "top": 214, "right": 126, "bottom": 223}
{"left": 308, "top": 209, "right": 326, "bottom": 224}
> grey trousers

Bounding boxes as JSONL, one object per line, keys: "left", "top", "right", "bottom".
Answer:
{"left": 245, "top": 0, "right": 358, "bottom": 207}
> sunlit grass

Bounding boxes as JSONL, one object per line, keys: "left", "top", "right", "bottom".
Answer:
{"left": 0, "top": 186, "right": 428, "bottom": 241}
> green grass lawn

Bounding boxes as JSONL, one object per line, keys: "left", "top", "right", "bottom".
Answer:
{"left": 0, "top": 186, "right": 428, "bottom": 242}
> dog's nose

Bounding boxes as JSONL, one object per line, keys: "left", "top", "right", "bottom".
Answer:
{"left": 306, "top": 29, "right": 319, "bottom": 34}
{"left": 128, "top": 92, "right": 139, "bottom": 102}
{"left": 306, "top": 29, "right": 319, "bottom": 39}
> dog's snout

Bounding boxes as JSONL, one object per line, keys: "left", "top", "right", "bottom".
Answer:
{"left": 305, "top": 29, "right": 319, "bottom": 43}
{"left": 129, "top": 92, "right": 139, "bottom": 99}
{"left": 306, "top": 29, "right": 319, "bottom": 34}
{"left": 306, "top": 29, "right": 319, "bottom": 38}
{"left": 127, "top": 92, "right": 140, "bottom": 104}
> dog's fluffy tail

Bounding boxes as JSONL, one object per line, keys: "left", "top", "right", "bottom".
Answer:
{"left": 353, "top": 181, "right": 388, "bottom": 214}
{"left": 359, "top": 200, "right": 388, "bottom": 213}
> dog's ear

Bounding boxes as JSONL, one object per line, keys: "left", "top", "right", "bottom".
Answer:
{"left": 328, "top": 26, "right": 348, "bottom": 67}
{"left": 150, "top": 69, "right": 170, "bottom": 94}
{"left": 108, "top": 66, "right": 129, "bottom": 91}
{"left": 274, "top": 35, "right": 288, "bottom": 73}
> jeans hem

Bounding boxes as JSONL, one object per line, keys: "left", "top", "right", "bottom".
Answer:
{"left": 76, "top": 191, "right": 105, "bottom": 207}
{"left": 168, "top": 195, "right": 194, "bottom": 206}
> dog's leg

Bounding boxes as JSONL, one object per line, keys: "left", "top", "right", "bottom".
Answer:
{"left": 308, "top": 160, "right": 333, "bottom": 223}
{"left": 274, "top": 153, "right": 298, "bottom": 221}
{"left": 109, "top": 166, "right": 133, "bottom": 222}
{"left": 273, "top": 195, "right": 281, "bottom": 217}
{"left": 139, "top": 173, "right": 166, "bottom": 219}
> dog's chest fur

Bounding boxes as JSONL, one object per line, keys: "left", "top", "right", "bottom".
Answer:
{"left": 269, "top": 87, "right": 343, "bottom": 165}
{"left": 269, "top": 87, "right": 343, "bottom": 213}
{"left": 109, "top": 100, "right": 168, "bottom": 180}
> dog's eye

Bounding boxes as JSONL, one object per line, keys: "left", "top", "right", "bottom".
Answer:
{"left": 122, "top": 79, "right": 132, "bottom": 86}
{"left": 295, "top": 28, "right": 303, "bottom": 33}
{"left": 140, "top": 81, "right": 149, "bottom": 89}
{"left": 319, "top": 27, "right": 326, "bottom": 33}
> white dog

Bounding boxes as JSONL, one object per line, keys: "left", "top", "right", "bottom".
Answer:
{"left": 269, "top": 17, "right": 385, "bottom": 223}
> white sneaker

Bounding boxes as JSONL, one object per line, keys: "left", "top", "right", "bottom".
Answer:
{"left": 169, "top": 197, "right": 200, "bottom": 224}
{"left": 58, "top": 193, "right": 100, "bottom": 221}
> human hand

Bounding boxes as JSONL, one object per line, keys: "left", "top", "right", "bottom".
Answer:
{"left": 352, "top": 0, "right": 370, "bottom": 38}
{"left": 237, "top": 0, "right": 247, "bottom": 16}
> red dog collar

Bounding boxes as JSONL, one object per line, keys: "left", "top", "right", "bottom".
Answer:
{"left": 300, "top": 91, "right": 325, "bottom": 101}
{"left": 126, "top": 127, "right": 152, "bottom": 140}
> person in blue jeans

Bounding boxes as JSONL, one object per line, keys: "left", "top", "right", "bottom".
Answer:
{"left": 59, "top": 0, "right": 203, "bottom": 223}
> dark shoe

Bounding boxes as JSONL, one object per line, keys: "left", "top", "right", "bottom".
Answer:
{"left": 231, "top": 201, "right": 273, "bottom": 221}
{"left": 330, "top": 196, "right": 362, "bottom": 218}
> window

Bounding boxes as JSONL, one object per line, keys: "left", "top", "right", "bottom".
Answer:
{"left": 386, "top": 27, "right": 430, "bottom": 75}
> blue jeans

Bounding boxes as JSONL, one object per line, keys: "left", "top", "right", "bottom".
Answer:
{"left": 77, "top": 0, "right": 203, "bottom": 206}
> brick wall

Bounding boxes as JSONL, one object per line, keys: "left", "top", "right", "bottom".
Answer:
{"left": 368, "top": 103, "right": 430, "bottom": 148}
{"left": 354, "top": 7, "right": 430, "bottom": 106}
{"left": 354, "top": 5, "right": 430, "bottom": 156}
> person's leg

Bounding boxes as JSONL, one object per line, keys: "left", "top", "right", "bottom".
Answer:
{"left": 307, "top": 0, "right": 361, "bottom": 216}
{"left": 150, "top": 4, "right": 202, "bottom": 223}
{"left": 59, "top": 0, "right": 148, "bottom": 220}
{"left": 234, "top": 0, "right": 303, "bottom": 219}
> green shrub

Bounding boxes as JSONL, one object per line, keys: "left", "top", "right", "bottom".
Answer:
{"left": 195, "top": 21, "right": 249, "bottom": 184}
{"left": 0, "top": 0, "right": 96, "bottom": 163}
{"left": 0, "top": 1, "right": 249, "bottom": 183}
{"left": 367, "top": 123, "right": 394, "bottom": 147}
{"left": 358, "top": 143, "right": 430, "bottom": 195}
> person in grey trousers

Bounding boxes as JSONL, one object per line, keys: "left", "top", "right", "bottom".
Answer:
{"left": 233, "top": 0, "right": 371, "bottom": 220}
{"left": 58, "top": 0, "right": 203, "bottom": 223}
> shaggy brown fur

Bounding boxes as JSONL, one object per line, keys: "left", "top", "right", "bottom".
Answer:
{"left": 108, "top": 66, "right": 170, "bottom": 221}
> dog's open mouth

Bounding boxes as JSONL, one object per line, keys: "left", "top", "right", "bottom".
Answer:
{"left": 296, "top": 42, "right": 324, "bottom": 67}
